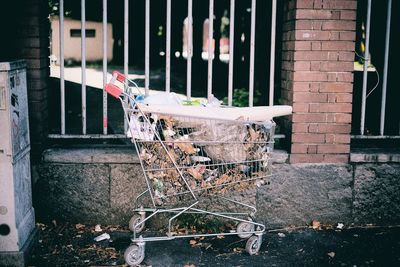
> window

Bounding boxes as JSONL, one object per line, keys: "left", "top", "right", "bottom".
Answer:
{"left": 70, "top": 29, "right": 96, "bottom": 38}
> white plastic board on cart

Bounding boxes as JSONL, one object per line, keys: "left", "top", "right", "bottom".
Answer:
{"left": 137, "top": 104, "right": 292, "bottom": 122}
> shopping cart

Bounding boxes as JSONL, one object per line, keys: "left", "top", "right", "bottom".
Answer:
{"left": 105, "top": 71, "right": 292, "bottom": 266}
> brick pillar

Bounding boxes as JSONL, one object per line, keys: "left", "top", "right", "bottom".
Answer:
{"left": 17, "top": 0, "right": 50, "bottom": 160}
{"left": 281, "top": 0, "right": 357, "bottom": 163}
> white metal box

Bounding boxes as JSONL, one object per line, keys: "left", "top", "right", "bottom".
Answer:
{"left": 0, "top": 60, "right": 35, "bottom": 252}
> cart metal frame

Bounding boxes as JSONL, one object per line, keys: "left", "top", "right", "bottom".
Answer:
{"left": 106, "top": 71, "right": 274, "bottom": 266}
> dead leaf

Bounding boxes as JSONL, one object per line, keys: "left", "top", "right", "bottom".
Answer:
{"left": 166, "top": 169, "right": 179, "bottom": 180}
{"left": 248, "top": 127, "right": 258, "bottom": 141}
{"left": 189, "top": 240, "right": 197, "bottom": 246}
{"left": 167, "top": 148, "right": 178, "bottom": 162}
{"left": 75, "top": 223, "right": 85, "bottom": 230}
{"left": 216, "top": 235, "right": 225, "bottom": 239}
{"left": 233, "top": 247, "right": 245, "bottom": 253}
{"left": 94, "top": 224, "right": 102, "bottom": 232}
{"left": 195, "top": 164, "right": 206, "bottom": 174}
{"left": 159, "top": 115, "right": 174, "bottom": 128}
{"left": 178, "top": 228, "right": 188, "bottom": 234}
{"left": 184, "top": 264, "right": 196, "bottom": 267}
{"left": 327, "top": 252, "right": 335, "bottom": 258}
{"left": 176, "top": 142, "right": 196, "bottom": 154}
{"left": 215, "top": 174, "right": 230, "bottom": 185}
{"left": 187, "top": 168, "right": 203, "bottom": 181}
{"left": 311, "top": 220, "right": 321, "bottom": 229}
{"left": 139, "top": 149, "right": 152, "bottom": 161}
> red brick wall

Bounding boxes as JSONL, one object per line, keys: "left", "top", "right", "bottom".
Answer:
{"left": 281, "top": 0, "right": 357, "bottom": 163}
{"left": 17, "top": 0, "right": 50, "bottom": 160}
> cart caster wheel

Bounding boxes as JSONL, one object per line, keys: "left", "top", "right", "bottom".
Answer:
{"left": 124, "top": 244, "right": 145, "bottom": 266}
{"left": 245, "top": 235, "right": 262, "bottom": 255}
{"left": 237, "top": 221, "right": 255, "bottom": 239}
{"left": 129, "top": 215, "right": 145, "bottom": 233}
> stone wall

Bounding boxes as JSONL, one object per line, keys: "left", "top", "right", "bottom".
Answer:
{"left": 34, "top": 147, "right": 400, "bottom": 227}
{"left": 34, "top": 147, "right": 147, "bottom": 224}
{"left": 258, "top": 164, "right": 353, "bottom": 228}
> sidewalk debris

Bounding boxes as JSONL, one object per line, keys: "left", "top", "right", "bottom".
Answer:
{"left": 94, "top": 224, "right": 102, "bottom": 232}
{"left": 311, "top": 220, "right": 321, "bottom": 230}
{"left": 337, "top": 223, "right": 344, "bottom": 230}
{"left": 28, "top": 222, "right": 400, "bottom": 266}
{"left": 278, "top": 232, "right": 286, "bottom": 238}
{"left": 75, "top": 223, "right": 85, "bottom": 230}
{"left": 94, "top": 233, "right": 110, "bottom": 242}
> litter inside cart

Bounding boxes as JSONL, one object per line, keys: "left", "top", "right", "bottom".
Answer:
{"left": 105, "top": 71, "right": 292, "bottom": 266}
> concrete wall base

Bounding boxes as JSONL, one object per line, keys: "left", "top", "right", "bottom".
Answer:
{"left": 34, "top": 147, "right": 400, "bottom": 227}
{"left": 258, "top": 164, "right": 354, "bottom": 228}
{"left": 0, "top": 228, "right": 38, "bottom": 267}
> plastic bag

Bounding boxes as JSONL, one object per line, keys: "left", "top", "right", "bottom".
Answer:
{"left": 204, "top": 94, "right": 222, "bottom": 107}
{"left": 139, "top": 92, "right": 221, "bottom": 107}
{"left": 188, "top": 121, "right": 248, "bottom": 162}
{"left": 127, "top": 114, "right": 158, "bottom": 141}
{"left": 141, "top": 92, "right": 183, "bottom": 106}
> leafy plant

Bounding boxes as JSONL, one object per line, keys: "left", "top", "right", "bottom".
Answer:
{"left": 223, "top": 88, "right": 261, "bottom": 107}
{"left": 220, "top": 10, "right": 230, "bottom": 38}
{"left": 177, "top": 214, "right": 229, "bottom": 234}
{"left": 48, "top": 0, "right": 72, "bottom": 16}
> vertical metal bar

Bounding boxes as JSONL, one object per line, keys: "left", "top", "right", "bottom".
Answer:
{"left": 186, "top": 0, "right": 193, "bottom": 100}
{"left": 166, "top": 0, "right": 171, "bottom": 93}
{"left": 268, "top": 0, "right": 277, "bottom": 106}
{"left": 360, "top": 0, "right": 371, "bottom": 135}
{"left": 81, "top": 0, "right": 87, "bottom": 135}
{"left": 360, "top": 0, "right": 371, "bottom": 136}
{"left": 102, "top": 0, "right": 108, "bottom": 135}
{"left": 124, "top": 0, "right": 129, "bottom": 78}
{"left": 145, "top": 0, "right": 150, "bottom": 96}
{"left": 228, "top": 0, "right": 235, "bottom": 107}
{"left": 380, "top": 0, "right": 392, "bottom": 136}
{"left": 124, "top": 0, "right": 129, "bottom": 133}
{"left": 248, "top": 0, "right": 256, "bottom": 107}
{"left": 59, "top": 0, "right": 65, "bottom": 134}
{"left": 207, "top": 0, "right": 214, "bottom": 101}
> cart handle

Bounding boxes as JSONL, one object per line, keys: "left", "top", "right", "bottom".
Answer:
{"left": 112, "top": 70, "right": 126, "bottom": 82}
{"left": 104, "top": 71, "right": 126, "bottom": 98}
{"left": 105, "top": 83, "right": 123, "bottom": 98}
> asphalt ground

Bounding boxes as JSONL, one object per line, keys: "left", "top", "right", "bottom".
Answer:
{"left": 28, "top": 223, "right": 400, "bottom": 267}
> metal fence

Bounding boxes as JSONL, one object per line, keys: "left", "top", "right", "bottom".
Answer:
{"left": 352, "top": 0, "right": 399, "bottom": 140}
{"left": 50, "top": 0, "right": 278, "bottom": 139}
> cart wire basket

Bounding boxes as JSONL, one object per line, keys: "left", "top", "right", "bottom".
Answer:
{"left": 105, "top": 71, "right": 291, "bottom": 266}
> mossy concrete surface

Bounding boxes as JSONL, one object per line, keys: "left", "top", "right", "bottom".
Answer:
{"left": 34, "top": 147, "right": 400, "bottom": 227}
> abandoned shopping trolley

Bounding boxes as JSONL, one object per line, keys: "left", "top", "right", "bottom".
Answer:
{"left": 105, "top": 71, "right": 292, "bottom": 266}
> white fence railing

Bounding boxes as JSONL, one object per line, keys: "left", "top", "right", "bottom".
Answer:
{"left": 353, "top": 0, "right": 399, "bottom": 139}
{"left": 50, "top": 0, "right": 278, "bottom": 139}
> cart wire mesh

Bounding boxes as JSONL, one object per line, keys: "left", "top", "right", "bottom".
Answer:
{"left": 123, "top": 98, "right": 275, "bottom": 207}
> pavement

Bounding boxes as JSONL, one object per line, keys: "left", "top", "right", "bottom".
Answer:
{"left": 28, "top": 223, "right": 400, "bottom": 267}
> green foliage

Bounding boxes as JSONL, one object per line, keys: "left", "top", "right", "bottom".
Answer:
{"left": 178, "top": 214, "right": 228, "bottom": 234}
{"left": 220, "top": 10, "right": 230, "bottom": 38}
{"left": 48, "top": 0, "right": 72, "bottom": 17}
{"left": 223, "top": 88, "right": 261, "bottom": 107}
{"left": 48, "top": 0, "right": 58, "bottom": 16}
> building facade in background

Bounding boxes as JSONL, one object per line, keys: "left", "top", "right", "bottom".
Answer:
{"left": 50, "top": 16, "right": 113, "bottom": 64}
